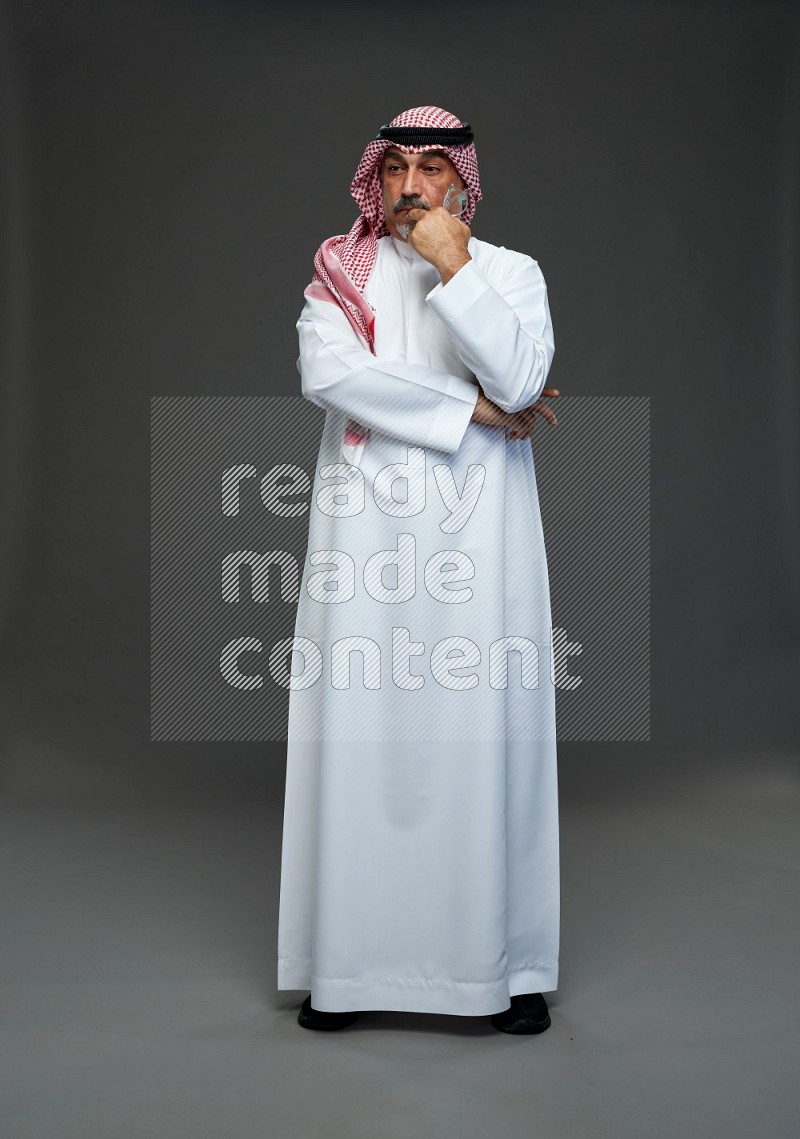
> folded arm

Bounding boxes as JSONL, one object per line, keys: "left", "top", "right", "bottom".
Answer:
{"left": 297, "top": 294, "right": 480, "bottom": 454}
{"left": 425, "top": 256, "right": 555, "bottom": 415}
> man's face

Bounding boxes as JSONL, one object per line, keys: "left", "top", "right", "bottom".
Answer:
{"left": 381, "top": 148, "right": 466, "bottom": 240}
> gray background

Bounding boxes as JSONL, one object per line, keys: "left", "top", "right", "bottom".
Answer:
{"left": 1, "top": 1, "right": 798, "bottom": 1136}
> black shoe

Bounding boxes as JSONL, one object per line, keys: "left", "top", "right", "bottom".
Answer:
{"left": 297, "top": 994, "right": 359, "bottom": 1031}
{"left": 491, "top": 992, "right": 551, "bottom": 1035}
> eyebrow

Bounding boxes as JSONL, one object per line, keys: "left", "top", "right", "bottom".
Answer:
{"left": 383, "top": 149, "right": 451, "bottom": 163}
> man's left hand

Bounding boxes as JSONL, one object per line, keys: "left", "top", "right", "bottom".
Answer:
{"left": 505, "top": 388, "right": 560, "bottom": 439}
{"left": 405, "top": 207, "right": 472, "bottom": 284}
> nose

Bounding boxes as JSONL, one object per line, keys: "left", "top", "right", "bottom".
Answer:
{"left": 401, "top": 167, "right": 424, "bottom": 198}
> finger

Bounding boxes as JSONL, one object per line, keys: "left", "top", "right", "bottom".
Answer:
{"left": 507, "top": 413, "right": 534, "bottom": 439}
{"left": 505, "top": 403, "right": 534, "bottom": 429}
{"left": 541, "top": 387, "right": 560, "bottom": 398}
{"left": 506, "top": 416, "right": 531, "bottom": 439}
{"left": 509, "top": 407, "right": 541, "bottom": 439}
{"left": 510, "top": 405, "right": 535, "bottom": 423}
{"left": 516, "top": 407, "right": 538, "bottom": 429}
{"left": 523, "top": 401, "right": 557, "bottom": 426}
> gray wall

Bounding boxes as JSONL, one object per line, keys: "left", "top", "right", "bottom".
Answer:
{"left": 1, "top": 0, "right": 798, "bottom": 802}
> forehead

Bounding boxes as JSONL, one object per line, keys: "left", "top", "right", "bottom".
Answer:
{"left": 382, "top": 148, "right": 456, "bottom": 167}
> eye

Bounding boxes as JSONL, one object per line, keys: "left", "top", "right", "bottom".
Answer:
{"left": 424, "top": 166, "right": 441, "bottom": 173}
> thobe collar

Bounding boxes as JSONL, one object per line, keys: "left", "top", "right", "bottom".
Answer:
{"left": 390, "top": 235, "right": 427, "bottom": 263}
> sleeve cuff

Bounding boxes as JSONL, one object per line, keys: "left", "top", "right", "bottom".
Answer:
{"left": 424, "top": 376, "right": 479, "bottom": 454}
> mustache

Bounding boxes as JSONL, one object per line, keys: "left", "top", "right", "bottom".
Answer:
{"left": 393, "top": 195, "right": 430, "bottom": 213}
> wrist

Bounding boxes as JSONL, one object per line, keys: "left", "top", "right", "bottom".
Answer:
{"left": 438, "top": 251, "right": 472, "bottom": 286}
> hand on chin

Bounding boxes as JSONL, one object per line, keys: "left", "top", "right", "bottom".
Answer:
{"left": 404, "top": 207, "right": 471, "bottom": 271}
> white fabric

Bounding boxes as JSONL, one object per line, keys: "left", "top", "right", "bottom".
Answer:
{"left": 276, "top": 234, "right": 560, "bottom": 1015}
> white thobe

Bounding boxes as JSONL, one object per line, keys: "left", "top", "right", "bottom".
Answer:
{"left": 276, "top": 233, "right": 560, "bottom": 1015}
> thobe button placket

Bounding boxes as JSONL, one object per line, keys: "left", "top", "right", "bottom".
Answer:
{"left": 408, "top": 259, "right": 437, "bottom": 367}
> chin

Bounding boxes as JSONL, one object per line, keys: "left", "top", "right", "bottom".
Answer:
{"left": 395, "top": 222, "right": 414, "bottom": 240}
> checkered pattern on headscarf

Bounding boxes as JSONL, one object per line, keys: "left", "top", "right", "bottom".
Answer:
{"left": 306, "top": 106, "right": 482, "bottom": 353}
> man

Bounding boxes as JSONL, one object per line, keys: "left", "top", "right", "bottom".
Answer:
{"left": 277, "top": 106, "right": 560, "bottom": 1035}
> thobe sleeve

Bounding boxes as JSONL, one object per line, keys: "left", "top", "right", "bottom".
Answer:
{"left": 425, "top": 255, "right": 555, "bottom": 415}
{"left": 297, "top": 294, "right": 480, "bottom": 455}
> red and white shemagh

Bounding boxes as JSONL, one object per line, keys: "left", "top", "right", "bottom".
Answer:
{"left": 303, "top": 106, "right": 482, "bottom": 458}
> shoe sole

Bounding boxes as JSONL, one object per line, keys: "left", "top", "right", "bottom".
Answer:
{"left": 297, "top": 1007, "right": 359, "bottom": 1031}
{"left": 491, "top": 1013, "right": 552, "bottom": 1035}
